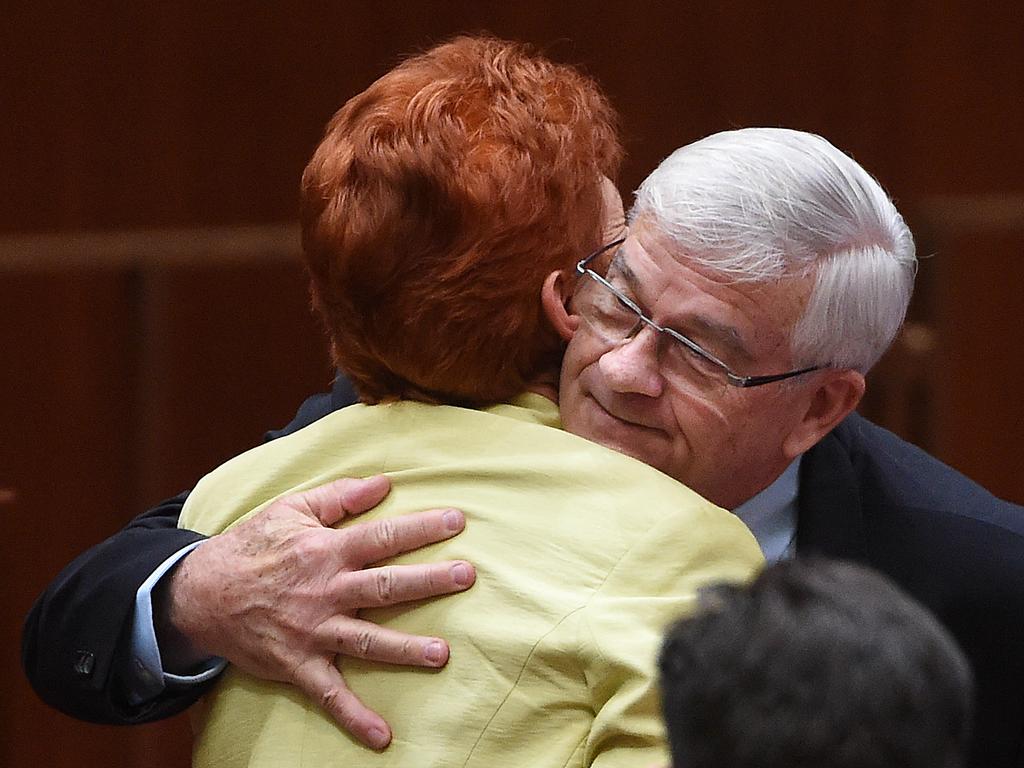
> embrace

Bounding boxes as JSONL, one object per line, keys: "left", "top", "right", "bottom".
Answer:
{"left": 24, "top": 34, "right": 1024, "bottom": 768}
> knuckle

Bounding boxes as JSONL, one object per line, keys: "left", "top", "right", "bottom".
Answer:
{"left": 374, "top": 568, "right": 395, "bottom": 603}
{"left": 303, "top": 489, "right": 329, "bottom": 517}
{"left": 355, "top": 629, "right": 375, "bottom": 657}
{"left": 373, "top": 519, "right": 399, "bottom": 552}
{"left": 292, "top": 533, "right": 327, "bottom": 562}
{"left": 320, "top": 685, "right": 346, "bottom": 718}
{"left": 320, "top": 686, "right": 338, "bottom": 709}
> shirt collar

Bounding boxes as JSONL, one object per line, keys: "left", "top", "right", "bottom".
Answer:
{"left": 732, "top": 456, "right": 801, "bottom": 562}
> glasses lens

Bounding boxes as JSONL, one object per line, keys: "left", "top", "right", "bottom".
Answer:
{"left": 662, "top": 339, "right": 730, "bottom": 391}
{"left": 578, "top": 272, "right": 730, "bottom": 392}
{"left": 576, "top": 272, "right": 641, "bottom": 341}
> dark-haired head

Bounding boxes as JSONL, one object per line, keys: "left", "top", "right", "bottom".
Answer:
{"left": 659, "top": 558, "right": 973, "bottom": 768}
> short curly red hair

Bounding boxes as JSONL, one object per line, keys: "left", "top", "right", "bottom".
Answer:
{"left": 300, "top": 35, "right": 622, "bottom": 405}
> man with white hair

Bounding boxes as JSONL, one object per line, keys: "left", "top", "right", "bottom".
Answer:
{"left": 557, "top": 128, "right": 915, "bottom": 514}
{"left": 24, "top": 129, "right": 1024, "bottom": 767}
{"left": 547, "top": 129, "right": 1021, "bottom": 768}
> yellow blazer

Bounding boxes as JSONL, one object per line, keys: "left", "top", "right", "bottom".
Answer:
{"left": 179, "top": 393, "right": 763, "bottom": 767}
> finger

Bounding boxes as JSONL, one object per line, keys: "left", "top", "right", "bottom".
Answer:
{"left": 292, "top": 657, "right": 392, "bottom": 750}
{"left": 290, "top": 475, "right": 393, "bottom": 526}
{"left": 334, "top": 475, "right": 392, "bottom": 518}
{"left": 334, "top": 560, "right": 476, "bottom": 608}
{"left": 339, "top": 507, "right": 466, "bottom": 566}
{"left": 314, "top": 616, "right": 451, "bottom": 668}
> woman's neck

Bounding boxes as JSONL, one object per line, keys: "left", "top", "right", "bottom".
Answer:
{"left": 525, "top": 381, "right": 559, "bottom": 404}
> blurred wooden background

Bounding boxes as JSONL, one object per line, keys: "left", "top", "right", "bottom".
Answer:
{"left": 2, "top": 2, "right": 1022, "bottom": 766}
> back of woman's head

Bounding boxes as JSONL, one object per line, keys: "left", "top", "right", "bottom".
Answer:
{"left": 301, "top": 35, "right": 622, "bottom": 405}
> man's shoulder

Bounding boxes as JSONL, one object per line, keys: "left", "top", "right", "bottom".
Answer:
{"left": 807, "top": 412, "right": 1023, "bottom": 530}
{"left": 262, "top": 377, "right": 358, "bottom": 442}
{"left": 798, "top": 413, "right": 1024, "bottom": 637}
{"left": 808, "top": 417, "right": 1024, "bottom": 768}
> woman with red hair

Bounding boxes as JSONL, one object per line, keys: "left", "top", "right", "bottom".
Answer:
{"left": 179, "top": 36, "right": 761, "bottom": 767}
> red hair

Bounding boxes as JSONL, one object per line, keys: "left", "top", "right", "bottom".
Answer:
{"left": 300, "top": 35, "right": 622, "bottom": 405}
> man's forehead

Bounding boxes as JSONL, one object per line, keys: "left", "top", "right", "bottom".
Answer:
{"left": 622, "top": 217, "right": 814, "bottom": 359}
{"left": 628, "top": 215, "right": 814, "bottom": 305}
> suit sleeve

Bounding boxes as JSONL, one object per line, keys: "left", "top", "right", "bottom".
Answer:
{"left": 21, "top": 493, "right": 207, "bottom": 723}
{"left": 20, "top": 380, "right": 351, "bottom": 724}
{"left": 580, "top": 511, "right": 763, "bottom": 767}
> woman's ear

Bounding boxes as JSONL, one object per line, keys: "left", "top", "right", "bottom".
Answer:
{"left": 541, "top": 270, "right": 579, "bottom": 342}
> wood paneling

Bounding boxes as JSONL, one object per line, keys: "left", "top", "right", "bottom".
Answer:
{"left": 0, "top": 230, "right": 330, "bottom": 768}
{"left": 925, "top": 207, "right": 1024, "bottom": 502}
{"left": 1, "top": 269, "right": 138, "bottom": 767}
{"left": 5, "top": 3, "right": 1022, "bottom": 232}
{"left": 133, "top": 255, "right": 332, "bottom": 502}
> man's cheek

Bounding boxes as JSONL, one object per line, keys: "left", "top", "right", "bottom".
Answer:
{"left": 669, "top": 394, "right": 728, "bottom": 434}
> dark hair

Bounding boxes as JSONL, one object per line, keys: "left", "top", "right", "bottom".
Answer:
{"left": 659, "top": 558, "right": 973, "bottom": 768}
{"left": 300, "top": 35, "right": 621, "bottom": 406}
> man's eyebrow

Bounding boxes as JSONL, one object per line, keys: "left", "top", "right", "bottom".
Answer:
{"left": 608, "top": 247, "right": 754, "bottom": 366}
{"left": 608, "top": 248, "right": 639, "bottom": 289}
{"left": 685, "top": 315, "right": 754, "bottom": 366}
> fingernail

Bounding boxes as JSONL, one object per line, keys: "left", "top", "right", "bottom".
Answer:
{"left": 443, "top": 509, "right": 463, "bottom": 531}
{"left": 451, "top": 562, "right": 473, "bottom": 586}
{"left": 368, "top": 727, "right": 390, "bottom": 749}
{"left": 424, "top": 640, "right": 446, "bottom": 665}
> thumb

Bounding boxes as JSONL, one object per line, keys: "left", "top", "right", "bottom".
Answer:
{"left": 291, "top": 475, "right": 392, "bottom": 527}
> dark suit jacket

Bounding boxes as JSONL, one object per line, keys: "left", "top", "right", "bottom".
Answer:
{"left": 798, "top": 412, "right": 1024, "bottom": 768}
{"left": 20, "top": 380, "right": 355, "bottom": 724}
{"left": 23, "top": 380, "right": 1024, "bottom": 766}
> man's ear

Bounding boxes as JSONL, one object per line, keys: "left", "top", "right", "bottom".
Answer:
{"left": 782, "top": 369, "right": 865, "bottom": 459}
{"left": 541, "top": 270, "right": 579, "bottom": 342}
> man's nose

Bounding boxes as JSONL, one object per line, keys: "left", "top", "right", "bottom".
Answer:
{"left": 597, "top": 326, "right": 664, "bottom": 398}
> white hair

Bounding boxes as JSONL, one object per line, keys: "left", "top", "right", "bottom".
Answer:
{"left": 633, "top": 128, "right": 917, "bottom": 373}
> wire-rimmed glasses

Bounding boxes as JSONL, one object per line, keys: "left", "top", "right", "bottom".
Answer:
{"left": 574, "top": 239, "right": 821, "bottom": 389}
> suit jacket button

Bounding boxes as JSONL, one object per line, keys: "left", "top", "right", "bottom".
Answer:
{"left": 74, "top": 650, "right": 95, "bottom": 677}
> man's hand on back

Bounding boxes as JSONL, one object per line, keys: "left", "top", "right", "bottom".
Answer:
{"left": 154, "top": 475, "right": 475, "bottom": 749}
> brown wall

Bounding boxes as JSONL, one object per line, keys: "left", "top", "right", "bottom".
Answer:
{"left": 6, "top": 2, "right": 1023, "bottom": 233}
{"left": 2, "top": 3, "right": 1023, "bottom": 766}
{"left": 1, "top": 232, "right": 332, "bottom": 768}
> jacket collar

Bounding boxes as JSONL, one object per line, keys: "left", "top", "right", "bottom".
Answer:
{"left": 795, "top": 419, "right": 869, "bottom": 560}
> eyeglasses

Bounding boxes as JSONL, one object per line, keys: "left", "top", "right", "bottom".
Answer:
{"left": 574, "top": 239, "right": 821, "bottom": 389}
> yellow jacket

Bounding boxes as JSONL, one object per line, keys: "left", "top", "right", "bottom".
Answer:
{"left": 179, "top": 393, "right": 763, "bottom": 767}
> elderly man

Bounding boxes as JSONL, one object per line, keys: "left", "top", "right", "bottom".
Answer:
{"left": 24, "top": 129, "right": 1024, "bottom": 767}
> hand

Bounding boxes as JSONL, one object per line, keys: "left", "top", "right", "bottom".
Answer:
{"left": 156, "top": 475, "right": 475, "bottom": 749}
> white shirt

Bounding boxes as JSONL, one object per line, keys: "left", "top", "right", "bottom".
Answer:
{"left": 732, "top": 456, "right": 801, "bottom": 563}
